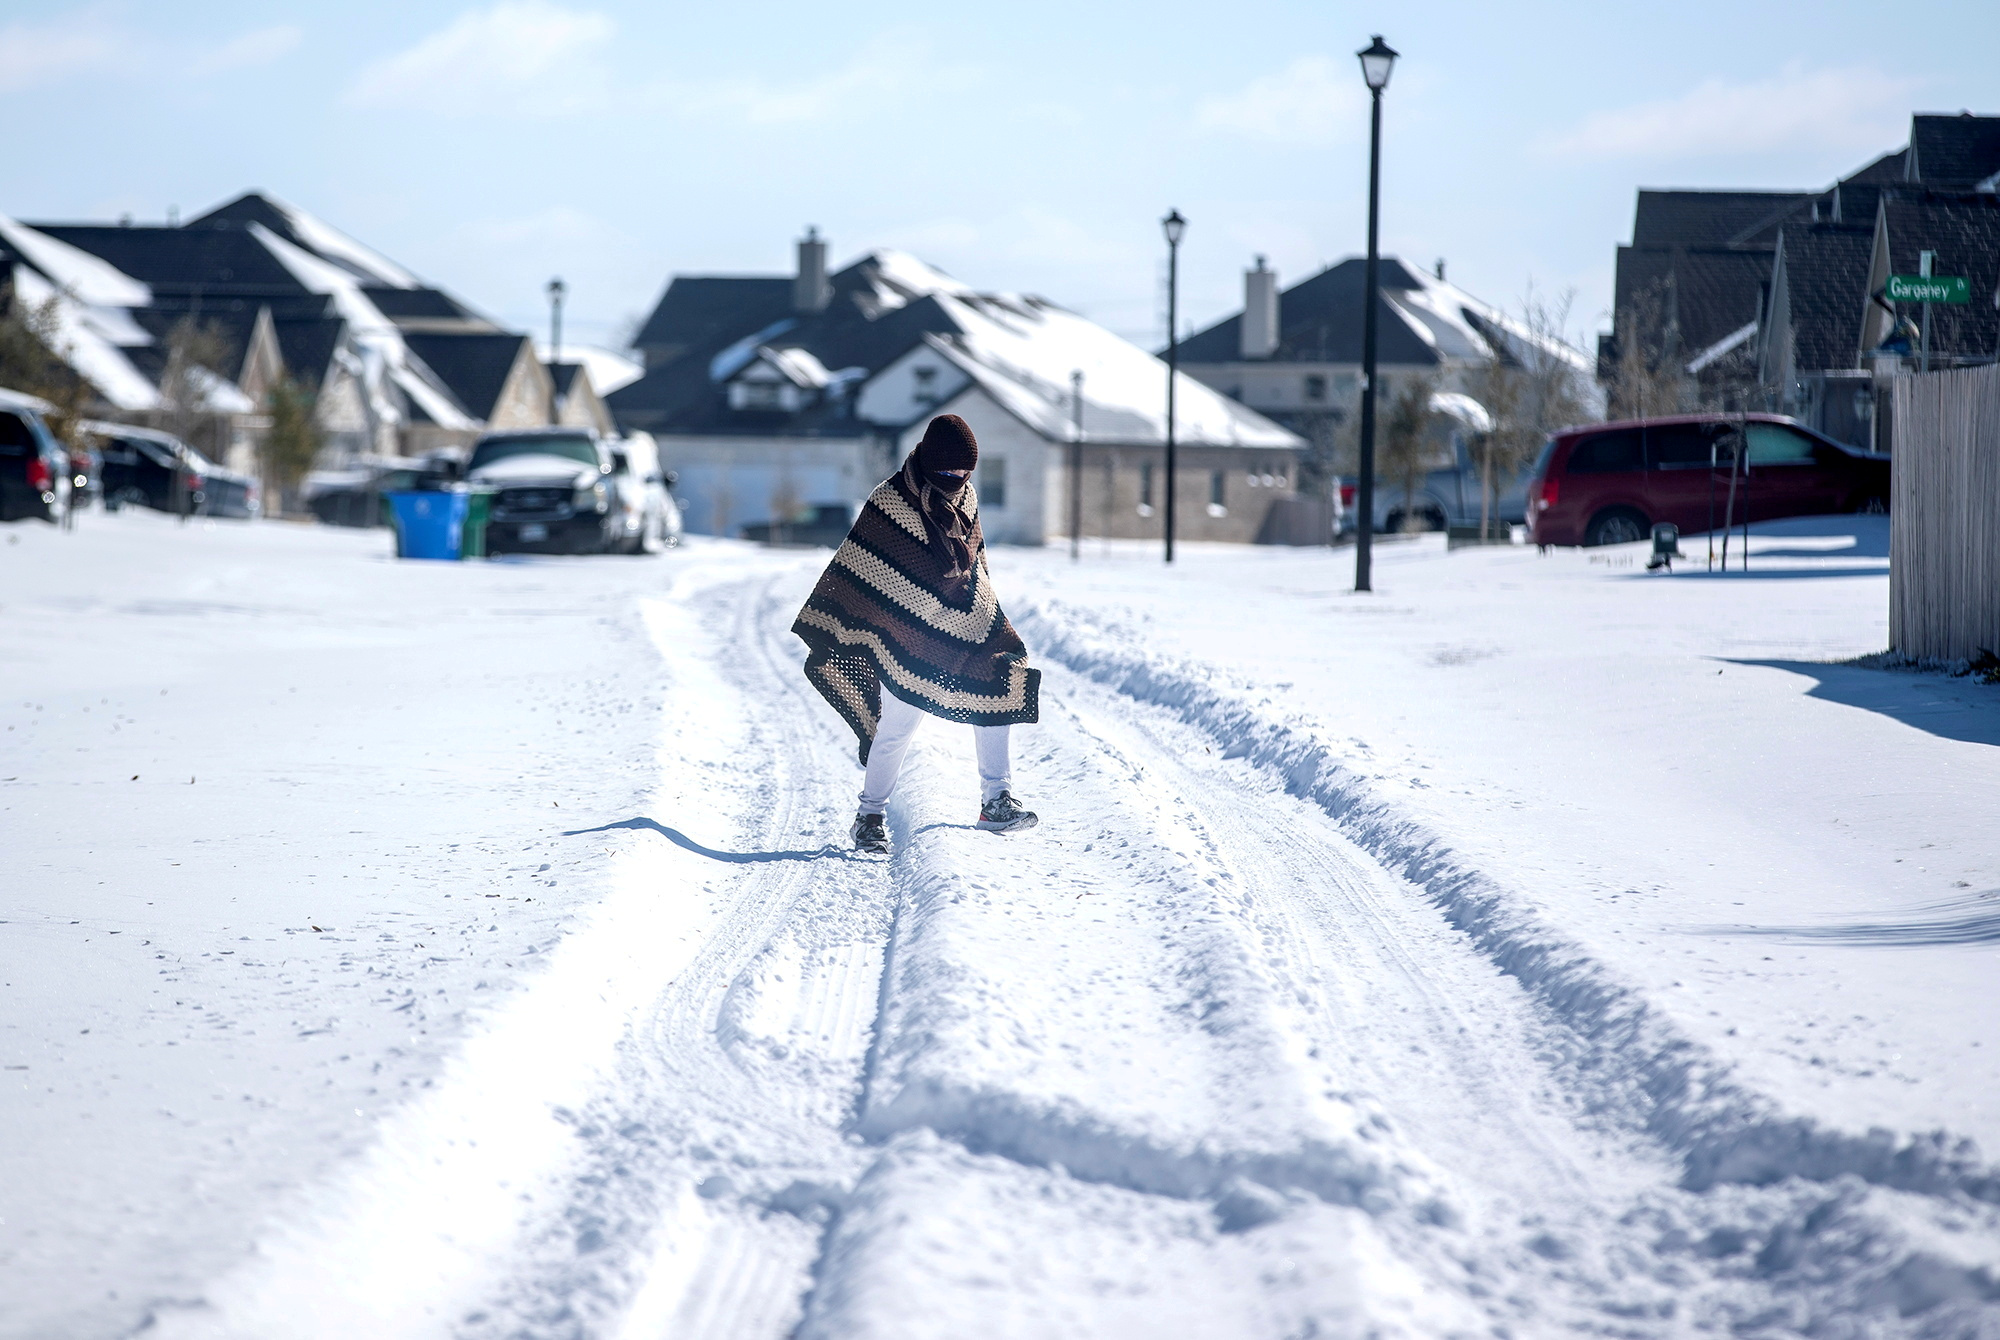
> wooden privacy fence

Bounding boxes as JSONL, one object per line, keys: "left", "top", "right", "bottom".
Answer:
{"left": 1891, "top": 363, "right": 2000, "bottom": 661}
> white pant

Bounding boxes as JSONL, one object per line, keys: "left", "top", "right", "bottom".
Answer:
{"left": 860, "top": 690, "right": 1011, "bottom": 813}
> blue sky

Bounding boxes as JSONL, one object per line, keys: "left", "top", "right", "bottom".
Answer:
{"left": 3, "top": 0, "right": 1994, "bottom": 354}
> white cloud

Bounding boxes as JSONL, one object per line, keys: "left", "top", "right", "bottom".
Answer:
{"left": 0, "top": 12, "right": 122, "bottom": 92}
{"left": 190, "top": 25, "right": 302, "bottom": 77}
{"left": 345, "top": 1, "right": 614, "bottom": 115}
{"left": 0, "top": 12, "right": 298, "bottom": 92}
{"left": 666, "top": 33, "right": 951, "bottom": 127}
{"left": 1544, "top": 64, "right": 1918, "bottom": 160}
{"left": 1195, "top": 56, "right": 1365, "bottom": 145}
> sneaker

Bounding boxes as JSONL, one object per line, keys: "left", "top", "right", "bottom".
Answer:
{"left": 976, "top": 792, "right": 1038, "bottom": 833}
{"left": 851, "top": 810, "right": 889, "bottom": 853}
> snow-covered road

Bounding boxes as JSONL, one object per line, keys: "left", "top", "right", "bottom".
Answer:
{"left": 5, "top": 514, "right": 1998, "bottom": 1337}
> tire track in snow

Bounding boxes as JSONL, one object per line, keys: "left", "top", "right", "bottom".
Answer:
{"left": 1018, "top": 603, "right": 2000, "bottom": 1336}
{"left": 458, "top": 567, "right": 898, "bottom": 1339}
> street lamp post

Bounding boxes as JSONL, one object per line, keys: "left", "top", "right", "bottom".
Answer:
{"left": 1161, "top": 209, "right": 1186, "bottom": 564}
{"left": 1353, "top": 35, "right": 1397, "bottom": 593}
{"left": 546, "top": 276, "right": 566, "bottom": 426}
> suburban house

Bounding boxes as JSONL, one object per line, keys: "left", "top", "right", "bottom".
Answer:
{"left": 0, "top": 192, "right": 593, "bottom": 486}
{"left": 609, "top": 232, "right": 1303, "bottom": 544}
{"left": 548, "top": 361, "right": 617, "bottom": 435}
{"left": 1174, "top": 254, "right": 1599, "bottom": 455}
{"left": 1605, "top": 111, "right": 2000, "bottom": 446}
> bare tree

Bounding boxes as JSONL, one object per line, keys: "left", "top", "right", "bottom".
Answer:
{"left": 1294, "top": 409, "right": 1355, "bottom": 502}
{"left": 0, "top": 283, "right": 94, "bottom": 448}
{"left": 1605, "top": 281, "right": 1695, "bottom": 420}
{"left": 262, "top": 374, "right": 322, "bottom": 516}
{"left": 1472, "top": 288, "right": 1595, "bottom": 538}
{"left": 1381, "top": 372, "right": 1441, "bottom": 531}
{"left": 152, "top": 318, "right": 235, "bottom": 463}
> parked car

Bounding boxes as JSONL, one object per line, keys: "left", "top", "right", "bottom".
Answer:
{"left": 67, "top": 443, "right": 100, "bottom": 511}
{"left": 0, "top": 391, "right": 72, "bottom": 523}
{"left": 743, "top": 503, "right": 854, "bottom": 547}
{"left": 1339, "top": 392, "right": 1525, "bottom": 534}
{"left": 1526, "top": 413, "right": 1891, "bottom": 548}
{"left": 86, "top": 423, "right": 259, "bottom": 519}
{"left": 466, "top": 428, "right": 629, "bottom": 556}
{"left": 305, "top": 458, "right": 459, "bottom": 528}
{"left": 606, "top": 432, "right": 681, "bottom": 553}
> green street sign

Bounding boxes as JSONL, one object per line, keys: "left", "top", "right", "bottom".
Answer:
{"left": 1886, "top": 274, "right": 1971, "bottom": 303}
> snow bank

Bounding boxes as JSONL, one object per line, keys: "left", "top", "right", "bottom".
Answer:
{"left": 1015, "top": 598, "right": 2000, "bottom": 1206}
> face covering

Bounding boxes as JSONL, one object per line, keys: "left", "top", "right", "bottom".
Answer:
{"left": 899, "top": 450, "right": 977, "bottom": 596}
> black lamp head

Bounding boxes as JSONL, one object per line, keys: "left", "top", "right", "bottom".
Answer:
{"left": 1358, "top": 35, "right": 1398, "bottom": 91}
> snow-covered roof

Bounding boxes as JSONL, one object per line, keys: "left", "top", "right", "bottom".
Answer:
{"left": 761, "top": 346, "right": 833, "bottom": 388}
{"left": 920, "top": 292, "right": 1300, "bottom": 450}
{"left": 251, "top": 222, "right": 474, "bottom": 431}
{"left": 709, "top": 318, "right": 797, "bottom": 382}
{"left": 1429, "top": 391, "right": 1494, "bottom": 433}
{"left": 9, "top": 265, "right": 161, "bottom": 411}
{"left": 0, "top": 215, "right": 152, "bottom": 308}
{"left": 256, "top": 192, "right": 421, "bottom": 289}
{"left": 0, "top": 385, "right": 55, "bottom": 414}
{"left": 859, "top": 250, "right": 976, "bottom": 312}
{"left": 1686, "top": 320, "right": 1759, "bottom": 374}
{"left": 535, "top": 342, "right": 642, "bottom": 395}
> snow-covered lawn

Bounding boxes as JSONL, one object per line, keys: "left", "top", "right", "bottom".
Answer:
{"left": 3, "top": 509, "right": 1996, "bottom": 1338}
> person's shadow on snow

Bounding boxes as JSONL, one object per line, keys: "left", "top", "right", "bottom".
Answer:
{"left": 564, "top": 817, "right": 851, "bottom": 864}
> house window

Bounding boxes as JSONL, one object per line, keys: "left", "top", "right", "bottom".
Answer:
{"left": 1304, "top": 374, "right": 1327, "bottom": 402}
{"left": 1139, "top": 461, "right": 1155, "bottom": 516}
{"left": 734, "top": 380, "right": 785, "bottom": 412}
{"left": 980, "top": 456, "right": 1007, "bottom": 508}
{"left": 1208, "top": 469, "right": 1227, "bottom": 517}
{"left": 913, "top": 364, "right": 937, "bottom": 406}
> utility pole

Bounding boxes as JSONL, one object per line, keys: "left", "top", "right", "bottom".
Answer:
{"left": 1161, "top": 210, "right": 1186, "bottom": 564}
{"left": 1070, "top": 369, "right": 1084, "bottom": 562}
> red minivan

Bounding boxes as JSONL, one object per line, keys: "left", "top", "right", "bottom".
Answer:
{"left": 1526, "top": 413, "right": 1890, "bottom": 547}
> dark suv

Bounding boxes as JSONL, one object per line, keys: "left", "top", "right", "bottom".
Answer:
{"left": 465, "top": 429, "right": 622, "bottom": 555}
{"left": 88, "top": 424, "right": 259, "bottom": 518}
{"left": 0, "top": 397, "right": 71, "bottom": 522}
{"left": 1527, "top": 414, "right": 1890, "bottom": 547}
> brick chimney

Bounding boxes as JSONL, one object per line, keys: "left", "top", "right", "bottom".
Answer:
{"left": 795, "top": 226, "right": 830, "bottom": 314}
{"left": 1240, "top": 255, "right": 1278, "bottom": 359}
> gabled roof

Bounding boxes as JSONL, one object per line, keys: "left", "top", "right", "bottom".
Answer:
{"left": 363, "top": 285, "right": 497, "bottom": 330}
{"left": 613, "top": 245, "right": 1303, "bottom": 449}
{"left": 548, "top": 362, "right": 586, "bottom": 398}
{"left": 189, "top": 192, "right": 422, "bottom": 288}
{"left": 1876, "top": 194, "right": 2000, "bottom": 361}
{"left": 26, "top": 222, "right": 309, "bottom": 297}
{"left": 632, "top": 276, "right": 794, "bottom": 357}
{"left": 1774, "top": 224, "right": 1874, "bottom": 372}
{"left": 1908, "top": 114, "right": 2000, "bottom": 188}
{"left": 1613, "top": 245, "right": 1774, "bottom": 353}
{"left": 1631, "top": 190, "right": 1816, "bottom": 248}
{"left": 1176, "top": 256, "right": 1593, "bottom": 385}
{"left": 271, "top": 316, "right": 346, "bottom": 388}
{"left": 401, "top": 332, "right": 530, "bottom": 421}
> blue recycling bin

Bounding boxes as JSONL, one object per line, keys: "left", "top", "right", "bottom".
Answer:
{"left": 386, "top": 490, "right": 468, "bottom": 560}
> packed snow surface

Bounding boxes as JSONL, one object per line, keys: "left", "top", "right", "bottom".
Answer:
{"left": 2, "top": 510, "right": 1997, "bottom": 1339}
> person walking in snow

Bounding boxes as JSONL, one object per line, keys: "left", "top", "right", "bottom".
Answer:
{"left": 792, "top": 414, "right": 1041, "bottom": 853}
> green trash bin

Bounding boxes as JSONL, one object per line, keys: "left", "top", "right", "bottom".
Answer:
{"left": 460, "top": 487, "right": 495, "bottom": 560}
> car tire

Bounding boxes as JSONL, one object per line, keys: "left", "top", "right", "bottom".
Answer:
{"left": 1383, "top": 508, "right": 1444, "bottom": 534}
{"left": 106, "top": 486, "right": 149, "bottom": 514}
{"left": 1584, "top": 507, "right": 1649, "bottom": 547}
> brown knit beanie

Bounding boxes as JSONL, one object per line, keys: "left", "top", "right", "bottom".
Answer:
{"left": 917, "top": 414, "right": 979, "bottom": 474}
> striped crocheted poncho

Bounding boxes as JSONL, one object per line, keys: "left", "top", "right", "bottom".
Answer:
{"left": 792, "top": 473, "right": 1040, "bottom": 764}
